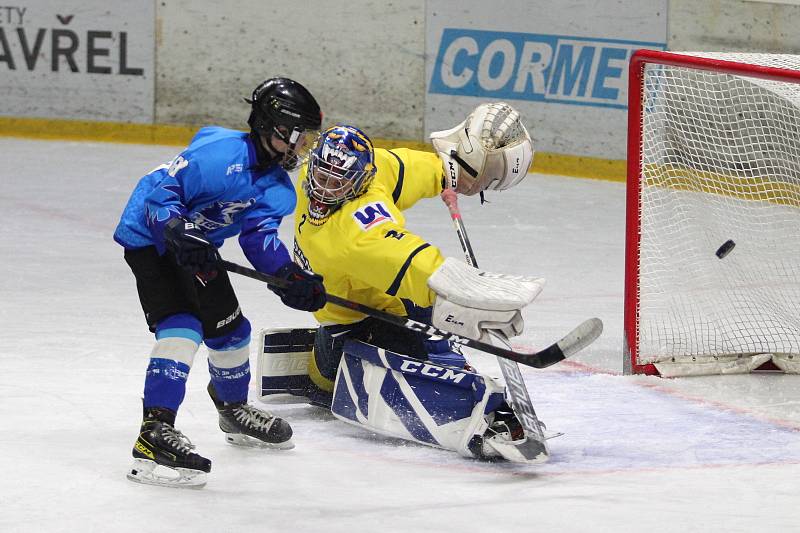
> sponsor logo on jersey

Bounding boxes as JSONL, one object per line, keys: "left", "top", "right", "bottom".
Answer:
{"left": 429, "top": 29, "right": 665, "bottom": 109}
{"left": 399, "top": 360, "right": 467, "bottom": 384}
{"left": 192, "top": 199, "right": 256, "bottom": 231}
{"left": 226, "top": 163, "right": 244, "bottom": 175}
{"left": 353, "top": 202, "right": 394, "bottom": 231}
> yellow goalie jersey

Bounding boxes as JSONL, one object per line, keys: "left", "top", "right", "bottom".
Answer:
{"left": 293, "top": 148, "right": 446, "bottom": 325}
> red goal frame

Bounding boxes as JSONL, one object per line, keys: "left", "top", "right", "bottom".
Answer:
{"left": 624, "top": 49, "right": 800, "bottom": 375}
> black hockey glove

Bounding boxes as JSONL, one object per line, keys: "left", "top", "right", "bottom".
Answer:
{"left": 163, "top": 217, "right": 220, "bottom": 274}
{"left": 269, "top": 262, "right": 327, "bottom": 312}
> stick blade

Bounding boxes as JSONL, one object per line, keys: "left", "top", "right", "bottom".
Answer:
{"left": 558, "top": 317, "right": 603, "bottom": 358}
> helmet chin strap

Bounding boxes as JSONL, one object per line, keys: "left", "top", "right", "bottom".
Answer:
{"left": 249, "top": 131, "right": 279, "bottom": 169}
{"left": 261, "top": 133, "right": 281, "bottom": 159}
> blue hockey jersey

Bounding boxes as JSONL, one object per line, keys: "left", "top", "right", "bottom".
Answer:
{"left": 113, "top": 126, "right": 294, "bottom": 274}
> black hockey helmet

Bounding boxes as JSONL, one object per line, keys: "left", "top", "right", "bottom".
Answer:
{"left": 245, "top": 77, "right": 323, "bottom": 170}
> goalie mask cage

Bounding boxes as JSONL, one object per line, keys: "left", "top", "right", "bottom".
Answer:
{"left": 625, "top": 49, "right": 800, "bottom": 376}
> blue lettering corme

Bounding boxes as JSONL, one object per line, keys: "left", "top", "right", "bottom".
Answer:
{"left": 429, "top": 29, "right": 665, "bottom": 109}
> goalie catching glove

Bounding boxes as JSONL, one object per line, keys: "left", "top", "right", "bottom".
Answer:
{"left": 428, "top": 257, "right": 544, "bottom": 341}
{"left": 430, "top": 102, "right": 534, "bottom": 196}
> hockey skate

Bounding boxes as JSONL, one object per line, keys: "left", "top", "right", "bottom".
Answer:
{"left": 469, "top": 406, "right": 549, "bottom": 464}
{"left": 207, "top": 383, "right": 294, "bottom": 449}
{"left": 127, "top": 407, "right": 211, "bottom": 489}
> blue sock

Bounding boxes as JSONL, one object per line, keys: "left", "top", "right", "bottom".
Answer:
{"left": 143, "top": 358, "right": 191, "bottom": 412}
{"left": 208, "top": 360, "right": 251, "bottom": 404}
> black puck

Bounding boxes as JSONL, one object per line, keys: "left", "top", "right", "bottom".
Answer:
{"left": 716, "top": 239, "right": 736, "bottom": 259}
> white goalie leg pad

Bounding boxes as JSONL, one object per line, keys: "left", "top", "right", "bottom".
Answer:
{"left": 330, "top": 340, "right": 506, "bottom": 458}
{"left": 428, "top": 257, "right": 545, "bottom": 339}
{"left": 256, "top": 328, "right": 316, "bottom": 402}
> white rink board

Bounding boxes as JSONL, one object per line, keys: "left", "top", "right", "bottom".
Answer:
{"left": 424, "top": 0, "right": 667, "bottom": 159}
{"left": 0, "top": 0, "right": 154, "bottom": 123}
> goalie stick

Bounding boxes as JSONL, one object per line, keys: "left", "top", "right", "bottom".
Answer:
{"left": 441, "top": 188, "right": 555, "bottom": 459}
{"left": 221, "top": 260, "right": 601, "bottom": 370}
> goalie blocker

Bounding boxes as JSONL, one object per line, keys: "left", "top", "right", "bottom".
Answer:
{"left": 257, "top": 328, "right": 548, "bottom": 463}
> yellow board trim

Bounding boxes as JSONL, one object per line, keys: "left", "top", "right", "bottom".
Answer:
{"left": 0, "top": 116, "right": 197, "bottom": 146}
{"left": 534, "top": 151, "right": 626, "bottom": 182}
{"left": 0, "top": 116, "right": 626, "bottom": 182}
{"left": 642, "top": 162, "right": 800, "bottom": 207}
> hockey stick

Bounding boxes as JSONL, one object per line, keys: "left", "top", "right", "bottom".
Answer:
{"left": 221, "top": 259, "right": 600, "bottom": 370}
{"left": 441, "top": 188, "right": 552, "bottom": 450}
{"left": 439, "top": 190, "right": 603, "bottom": 358}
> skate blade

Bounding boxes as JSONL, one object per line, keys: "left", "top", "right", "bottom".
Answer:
{"left": 224, "top": 433, "right": 295, "bottom": 450}
{"left": 126, "top": 459, "right": 207, "bottom": 489}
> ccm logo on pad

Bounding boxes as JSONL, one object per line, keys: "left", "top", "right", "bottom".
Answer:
{"left": 399, "top": 360, "right": 467, "bottom": 384}
{"left": 353, "top": 202, "right": 394, "bottom": 230}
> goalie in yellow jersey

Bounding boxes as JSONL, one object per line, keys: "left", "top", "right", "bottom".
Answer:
{"left": 262, "top": 104, "right": 543, "bottom": 462}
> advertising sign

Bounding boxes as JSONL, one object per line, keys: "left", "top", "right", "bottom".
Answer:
{"left": 0, "top": 1, "right": 154, "bottom": 123}
{"left": 425, "top": 1, "right": 667, "bottom": 160}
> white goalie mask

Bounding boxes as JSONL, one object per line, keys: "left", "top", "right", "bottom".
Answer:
{"left": 430, "top": 102, "right": 534, "bottom": 196}
{"left": 305, "top": 124, "right": 377, "bottom": 220}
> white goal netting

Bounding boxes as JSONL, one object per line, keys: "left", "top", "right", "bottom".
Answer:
{"left": 633, "top": 52, "right": 800, "bottom": 375}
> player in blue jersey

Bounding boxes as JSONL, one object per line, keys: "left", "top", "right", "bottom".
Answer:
{"left": 115, "top": 78, "right": 326, "bottom": 488}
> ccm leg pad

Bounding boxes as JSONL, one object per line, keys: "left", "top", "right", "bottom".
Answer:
{"left": 257, "top": 328, "right": 316, "bottom": 402}
{"left": 331, "top": 339, "right": 505, "bottom": 457}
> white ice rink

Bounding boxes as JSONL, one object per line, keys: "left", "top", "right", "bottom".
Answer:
{"left": 2, "top": 138, "right": 799, "bottom": 532}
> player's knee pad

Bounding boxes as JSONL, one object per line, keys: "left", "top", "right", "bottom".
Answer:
{"left": 205, "top": 317, "right": 252, "bottom": 404}
{"left": 205, "top": 316, "right": 251, "bottom": 368}
{"left": 331, "top": 339, "right": 505, "bottom": 457}
{"left": 151, "top": 313, "right": 203, "bottom": 367}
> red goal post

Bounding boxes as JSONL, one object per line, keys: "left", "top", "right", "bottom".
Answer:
{"left": 625, "top": 49, "right": 800, "bottom": 376}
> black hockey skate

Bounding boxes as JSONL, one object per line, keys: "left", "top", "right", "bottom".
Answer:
{"left": 127, "top": 407, "right": 211, "bottom": 489}
{"left": 468, "top": 404, "right": 548, "bottom": 464}
{"left": 207, "top": 382, "right": 294, "bottom": 449}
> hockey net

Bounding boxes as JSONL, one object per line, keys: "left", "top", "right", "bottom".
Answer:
{"left": 625, "top": 50, "right": 800, "bottom": 376}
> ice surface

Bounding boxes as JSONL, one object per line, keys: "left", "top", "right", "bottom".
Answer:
{"left": 1, "top": 138, "right": 798, "bottom": 532}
